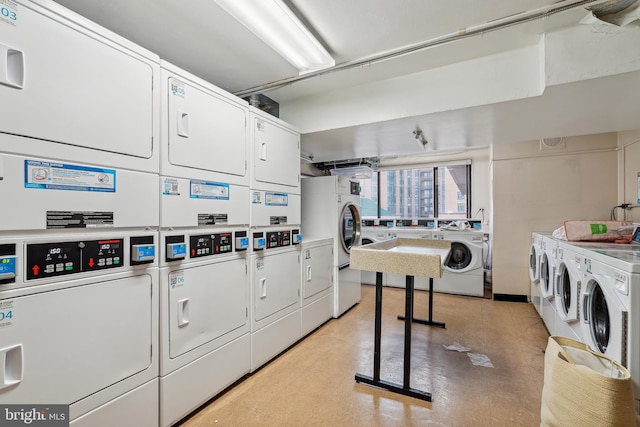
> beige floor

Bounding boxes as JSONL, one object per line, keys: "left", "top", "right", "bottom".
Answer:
{"left": 179, "top": 285, "right": 550, "bottom": 427}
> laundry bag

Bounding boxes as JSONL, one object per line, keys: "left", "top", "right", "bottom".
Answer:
{"left": 560, "top": 220, "right": 635, "bottom": 242}
{"left": 540, "top": 336, "right": 640, "bottom": 427}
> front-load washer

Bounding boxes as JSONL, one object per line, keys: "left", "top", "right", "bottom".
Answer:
{"left": 300, "top": 238, "right": 333, "bottom": 336}
{"left": 539, "top": 235, "right": 558, "bottom": 334}
{"left": 0, "top": 230, "right": 159, "bottom": 426}
{"left": 580, "top": 248, "right": 640, "bottom": 406}
{"left": 554, "top": 241, "right": 584, "bottom": 341}
{"left": 431, "top": 229, "right": 484, "bottom": 297}
{"left": 159, "top": 227, "right": 251, "bottom": 426}
{"left": 249, "top": 226, "right": 302, "bottom": 371}
{"left": 530, "top": 233, "right": 546, "bottom": 315}
{"left": 386, "top": 219, "right": 435, "bottom": 291}
{"left": 302, "top": 176, "right": 362, "bottom": 317}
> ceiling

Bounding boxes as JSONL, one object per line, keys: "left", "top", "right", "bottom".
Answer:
{"left": 52, "top": 0, "right": 640, "bottom": 162}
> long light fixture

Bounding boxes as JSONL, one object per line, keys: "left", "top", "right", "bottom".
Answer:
{"left": 214, "top": 0, "right": 334, "bottom": 75}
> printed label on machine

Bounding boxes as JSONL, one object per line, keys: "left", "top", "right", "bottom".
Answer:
{"left": 197, "top": 214, "right": 228, "bottom": 226}
{"left": 265, "top": 192, "right": 288, "bottom": 206}
{"left": 169, "top": 270, "right": 185, "bottom": 289}
{"left": 251, "top": 191, "right": 262, "bottom": 204}
{"left": 0, "top": 300, "right": 14, "bottom": 329}
{"left": 190, "top": 180, "right": 229, "bottom": 200}
{"left": 170, "top": 80, "right": 186, "bottom": 97}
{"left": 0, "top": 0, "right": 18, "bottom": 27}
{"left": 163, "top": 178, "right": 180, "bottom": 196}
{"left": 46, "top": 211, "right": 114, "bottom": 229}
{"left": 24, "top": 160, "right": 116, "bottom": 192}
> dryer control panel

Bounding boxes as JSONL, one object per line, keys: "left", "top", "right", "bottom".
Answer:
{"left": 266, "top": 230, "right": 291, "bottom": 249}
{"left": 26, "top": 238, "right": 124, "bottom": 280}
{"left": 190, "top": 233, "right": 234, "bottom": 258}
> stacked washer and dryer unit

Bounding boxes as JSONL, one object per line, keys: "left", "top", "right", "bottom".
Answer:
{"left": 302, "top": 176, "right": 363, "bottom": 318}
{"left": 0, "top": 1, "right": 160, "bottom": 425}
{"left": 157, "top": 62, "right": 252, "bottom": 426}
{"left": 248, "top": 107, "right": 304, "bottom": 371}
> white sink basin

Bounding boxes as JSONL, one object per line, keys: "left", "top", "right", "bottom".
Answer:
{"left": 350, "top": 238, "right": 451, "bottom": 278}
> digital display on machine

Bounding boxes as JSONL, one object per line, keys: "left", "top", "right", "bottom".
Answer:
{"left": 189, "top": 233, "right": 233, "bottom": 258}
{"left": 0, "top": 257, "right": 17, "bottom": 281}
{"left": 26, "top": 238, "right": 124, "bottom": 280}
{"left": 265, "top": 231, "right": 291, "bottom": 249}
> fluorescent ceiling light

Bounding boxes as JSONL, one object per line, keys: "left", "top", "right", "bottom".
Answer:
{"left": 214, "top": 0, "right": 334, "bottom": 74}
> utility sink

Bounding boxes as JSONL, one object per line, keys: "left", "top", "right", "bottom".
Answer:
{"left": 350, "top": 238, "right": 451, "bottom": 278}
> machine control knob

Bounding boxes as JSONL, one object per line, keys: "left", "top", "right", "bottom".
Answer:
{"left": 236, "top": 237, "right": 249, "bottom": 251}
{"left": 166, "top": 243, "right": 187, "bottom": 260}
{"left": 253, "top": 237, "right": 266, "bottom": 250}
{"left": 132, "top": 244, "right": 156, "bottom": 262}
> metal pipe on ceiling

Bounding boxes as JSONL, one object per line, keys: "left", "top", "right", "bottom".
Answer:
{"left": 233, "top": 0, "right": 611, "bottom": 98}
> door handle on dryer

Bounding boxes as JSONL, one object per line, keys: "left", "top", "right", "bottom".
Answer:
{"left": 260, "top": 278, "right": 267, "bottom": 298}
{"left": 177, "top": 110, "right": 189, "bottom": 137}
{"left": 0, "top": 44, "right": 24, "bottom": 89}
{"left": 306, "top": 265, "right": 312, "bottom": 282}
{"left": 259, "top": 141, "right": 267, "bottom": 161}
{"left": 177, "top": 298, "right": 189, "bottom": 327}
{"left": 0, "top": 344, "right": 23, "bottom": 391}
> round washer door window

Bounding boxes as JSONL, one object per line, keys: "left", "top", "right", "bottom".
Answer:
{"left": 339, "top": 203, "right": 361, "bottom": 253}
{"left": 445, "top": 242, "right": 472, "bottom": 270}
{"left": 540, "top": 254, "right": 550, "bottom": 294}
{"left": 589, "top": 281, "right": 610, "bottom": 353}
{"left": 558, "top": 264, "right": 572, "bottom": 315}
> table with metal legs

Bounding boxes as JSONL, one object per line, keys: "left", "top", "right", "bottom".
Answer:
{"left": 354, "top": 271, "right": 444, "bottom": 402}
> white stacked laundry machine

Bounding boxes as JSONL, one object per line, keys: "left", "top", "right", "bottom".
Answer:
{"left": 301, "top": 176, "right": 363, "bottom": 318}
{"left": 0, "top": 1, "right": 160, "bottom": 425}
{"left": 157, "top": 61, "right": 252, "bottom": 426}
{"left": 248, "top": 107, "right": 303, "bottom": 371}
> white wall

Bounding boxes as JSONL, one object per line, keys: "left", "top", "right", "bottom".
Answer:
{"left": 618, "top": 130, "right": 640, "bottom": 221}
{"left": 490, "top": 133, "right": 618, "bottom": 296}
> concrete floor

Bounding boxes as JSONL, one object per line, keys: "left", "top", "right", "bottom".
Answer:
{"left": 179, "top": 284, "right": 549, "bottom": 426}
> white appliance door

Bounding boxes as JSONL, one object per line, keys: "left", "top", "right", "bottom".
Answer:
{"left": 167, "top": 259, "right": 248, "bottom": 359}
{"left": 0, "top": 275, "right": 153, "bottom": 403}
{"left": 443, "top": 241, "right": 480, "bottom": 273}
{"left": 252, "top": 116, "right": 299, "bottom": 188}
{"left": 167, "top": 77, "right": 247, "bottom": 177}
{"left": 0, "top": 4, "right": 154, "bottom": 158}
{"left": 582, "top": 277, "right": 626, "bottom": 365}
{"left": 253, "top": 251, "right": 300, "bottom": 322}
{"left": 303, "top": 244, "right": 332, "bottom": 299}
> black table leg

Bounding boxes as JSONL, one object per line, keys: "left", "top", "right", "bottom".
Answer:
{"left": 397, "top": 277, "right": 446, "bottom": 328}
{"left": 355, "top": 273, "right": 433, "bottom": 402}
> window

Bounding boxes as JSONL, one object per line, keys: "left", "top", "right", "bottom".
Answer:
{"left": 359, "top": 163, "right": 470, "bottom": 219}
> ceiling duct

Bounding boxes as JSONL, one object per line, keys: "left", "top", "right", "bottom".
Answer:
{"left": 313, "top": 157, "right": 379, "bottom": 179}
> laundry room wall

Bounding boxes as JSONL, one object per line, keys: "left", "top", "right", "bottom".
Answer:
{"left": 618, "top": 130, "right": 640, "bottom": 222}
{"left": 490, "top": 132, "right": 618, "bottom": 297}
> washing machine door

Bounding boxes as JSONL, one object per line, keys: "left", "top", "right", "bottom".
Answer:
{"left": 555, "top": 261, "right": 579, "bottom": 321}
{"left": 529, "top": 244, "right": 539, "bottom": 282}
{"left": 444, "top": 241, "right": 473, "bottom": 273}
{"left": 582, "top": 276, "right": 627, "bottom": 364}
{"left": 540, "top": 253, "right": 554, "bottom": 299}
{"left": 339, "top": 202, "right": 361, "bottom": 253}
